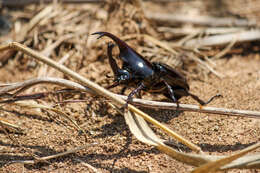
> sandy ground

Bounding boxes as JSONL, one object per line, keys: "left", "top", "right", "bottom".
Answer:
{"left": 0, "top": 48, "right": 259, "bottom": 173}
{"left": 0, "top": 1, "right": 260, "bottom": 173}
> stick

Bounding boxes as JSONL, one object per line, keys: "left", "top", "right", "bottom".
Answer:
{"left": 0, "top": 0, "right": 104, "bottom": 6}
{"left": 74, "top": 158, "right": 101, "bottom": 173}
{"left": 1, "top": 77, "right": 259, "bottom": 119}
{"left": 146, "top": 12, "right": 256, "bottom": 27}
{"left": 184, "top": 30, "right": 260, "bottom": 47}
{"left": 158, "top": 27, "right": 246, "bottom": 36}
{"left": 9, "top": 143, "right": 97, "bottom": 164}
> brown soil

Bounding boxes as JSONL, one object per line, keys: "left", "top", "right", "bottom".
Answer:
{"left": 0, "top": 1, "right": 260, "bottom": 173}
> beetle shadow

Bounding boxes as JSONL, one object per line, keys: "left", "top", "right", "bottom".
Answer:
{"left": 0, "top": 140, "right": 67, "bottom": 168}
{"left": 164, "top": 140, "right": 257, "bottom": 153}
{"left": 139, "top": 106, "right": 182, "bottom": 123}
{"left": 0, "top": 130, "right": 256, "bottom": 172}
{"left": 1, "top": 108, "right": 52, "bottom": 122}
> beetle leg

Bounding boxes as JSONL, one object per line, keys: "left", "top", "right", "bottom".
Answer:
{"left": 107, "top": 42, "right": 120, "bottom": 76}
{"left": 136, "top": 90, "right": 142, "bottom": 99}
{"left": 120, "top": 86, "right": 127, "bottom": 95}
{"left": 163, "top": 80, "right": 179, "bottom": 108}
{"left": 106, "top": 82, "right": 120, "bottom": 89}
{"left": 188, "top": 92, "right": 222, "bottom": 105}
{"left": 125, "top": 83, "right": 145, "bottom": 109}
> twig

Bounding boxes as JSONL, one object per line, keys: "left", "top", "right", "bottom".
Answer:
{"left": 146, "top": 12, "right": 256, "bottom": 27}
{"left": 19, "top": 5, "right": 54, "bottom": 41}
{"left": 0, "top": 77, "right": 259, "bottom": 119}
{"left": 129, "top": 98, "right": 260, "bottom": 119}
{"left": 143, "top": 34, "right": 178, "bottom": 55}
{"left": 0, "top": 77, "right": 94, "bottom": 95}
{"left": 0, "top": 120, "right": 21, "bottom": 143}
{"left": 10, "top": 143, "right": 97, "bottom": 164}
{"left": 0, "top": 93, "right": 47, "bottom": 104}
{"left": 0, "top": 117, "right": 23, "bottom": 132}
{"left": 185, "top": 53, "right": 224, "bottom": 78}
{"left": 184, "top": 30, "right": 260, "bottom": 47}
{"left": 14, "top": 101, "right": 84, "bottom": 132}
{"left": 74, "top": 158, "right": 101, "bottom": 173}
{"left": 212, "top": 37, "right": 237, "bottom": 60}
{"left": 38, "top": 34, "right": 75, "bottom": 78}
{"left": 0, "top": 0, "right": 105, "bottom": 6}
{"left": 41, "top": 34, "right": 74, "bottom": 57}
{"left": 158, "top": 27, "right": 246, "bottom": 36}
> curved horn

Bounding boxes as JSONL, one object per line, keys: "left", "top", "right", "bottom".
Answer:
{"left": 92, "top": 32, "right": 128, "bottom": 52}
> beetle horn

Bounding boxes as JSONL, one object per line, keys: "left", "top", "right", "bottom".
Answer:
{"left": 92, "top": 31, "right": 153, "bottom": 69}
{"left": 92, "top": 31, "right": 129, "bottom": 52}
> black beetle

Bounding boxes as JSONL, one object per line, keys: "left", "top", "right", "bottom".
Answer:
{"left": 92, "top": 32, "right": 221, "bottom": 106}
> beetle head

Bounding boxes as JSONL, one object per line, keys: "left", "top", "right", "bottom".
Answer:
{"left": 115, "top": 69, "right": 131, "bottom": 84}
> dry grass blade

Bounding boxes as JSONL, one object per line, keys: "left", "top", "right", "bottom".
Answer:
{"left": 10, "top": 143, "right": 97, "bottom": 164}
{"left": 0, "top": 117, "right": 23, "bottom": 133}
{"left": 212, "top": 37, "right": 237, "bottom": 60}
{"left": 0, "top": 77, "right": 93, "bottom": 95}
{"left": 184, "top": 30, "right": 260, "bottom": 47}
{"left": 191, "top": 142, "right": 260, "bottom": 173}
{"left": 74, "top": 158, "right": 101, "bottom": 173}
{"left": 18, "top": 5, "right": 54, "bottom": 41}
{"left": 1, "top": 0, "right": 105, "bottom": 6}
{"left": 158, "top": 27, "right": 246, "bottom": 36}
{"left": 0, "top": 42, "right": 202, "bottom": 152}
{"left": 41, "top": 34, "right": 74, "bottom": 57}
{"left": 146, "top": 12, "right": 256, "bottom": 27}
{"left": 125, "top": 110, "right": 164, "bottom": 146}
{"left": 124, "top": 110, "right": 210, "bottom": 164}
{"left": 14, "top": 101, "right": 83, "bottom": 132}
{"left": 185, "top": 53, "right": 224, "bottom": 78}
{"left": 123, "top": 110, "right": 260, "bottom": 170}
{"left": 143, "top": 34, "right": 178, "bottom": 55}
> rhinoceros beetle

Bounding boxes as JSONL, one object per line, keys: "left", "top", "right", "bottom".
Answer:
{"left": 92, "top": 31, "right": 221, "bottom": 107}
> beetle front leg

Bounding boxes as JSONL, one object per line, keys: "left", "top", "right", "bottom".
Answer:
{"left": 163, "top": 80, "right": 179, "bottom": 108}
{"left": 106, "top": 81, "right": 120, "bottom": 90}
{"left": 125, "top": 83, "right": 145, "bottom": 109}
{"left": 120, "top": 86, "right": 127, "bottom": 95}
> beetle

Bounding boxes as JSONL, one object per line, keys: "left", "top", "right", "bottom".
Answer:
{"left": 92, "top": 31, "right": 221, "bottom": 107}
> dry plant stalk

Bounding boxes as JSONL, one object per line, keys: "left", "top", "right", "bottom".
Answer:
{"left": 146, "top": 12, "right": 256, "bottom": 27}
{"left": 0, "top": 117, "right": 23, "bottom": 133}
{"left": 10, "top": 143, "right": 97, "bottom": 164}
{"left": 184, "top": 29, "right": 260, "bottom": 47}
{"left": 74, "top": 158, "right": 101, "bottom": 173}
{"left": 13, "top": 101, "right": 84, "bottom": 132}
{"left": 1, "top": 77, "right": 260, "bottom": 119}
{"left": 125, "top": 110, "right": 260, "bottom": 171}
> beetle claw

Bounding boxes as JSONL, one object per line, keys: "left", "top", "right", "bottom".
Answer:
{"left": 91, "top": 32, "right": 105, "bottom": 39}
{"left": 204, "top": 94, "right": 222, "bottom": 105}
